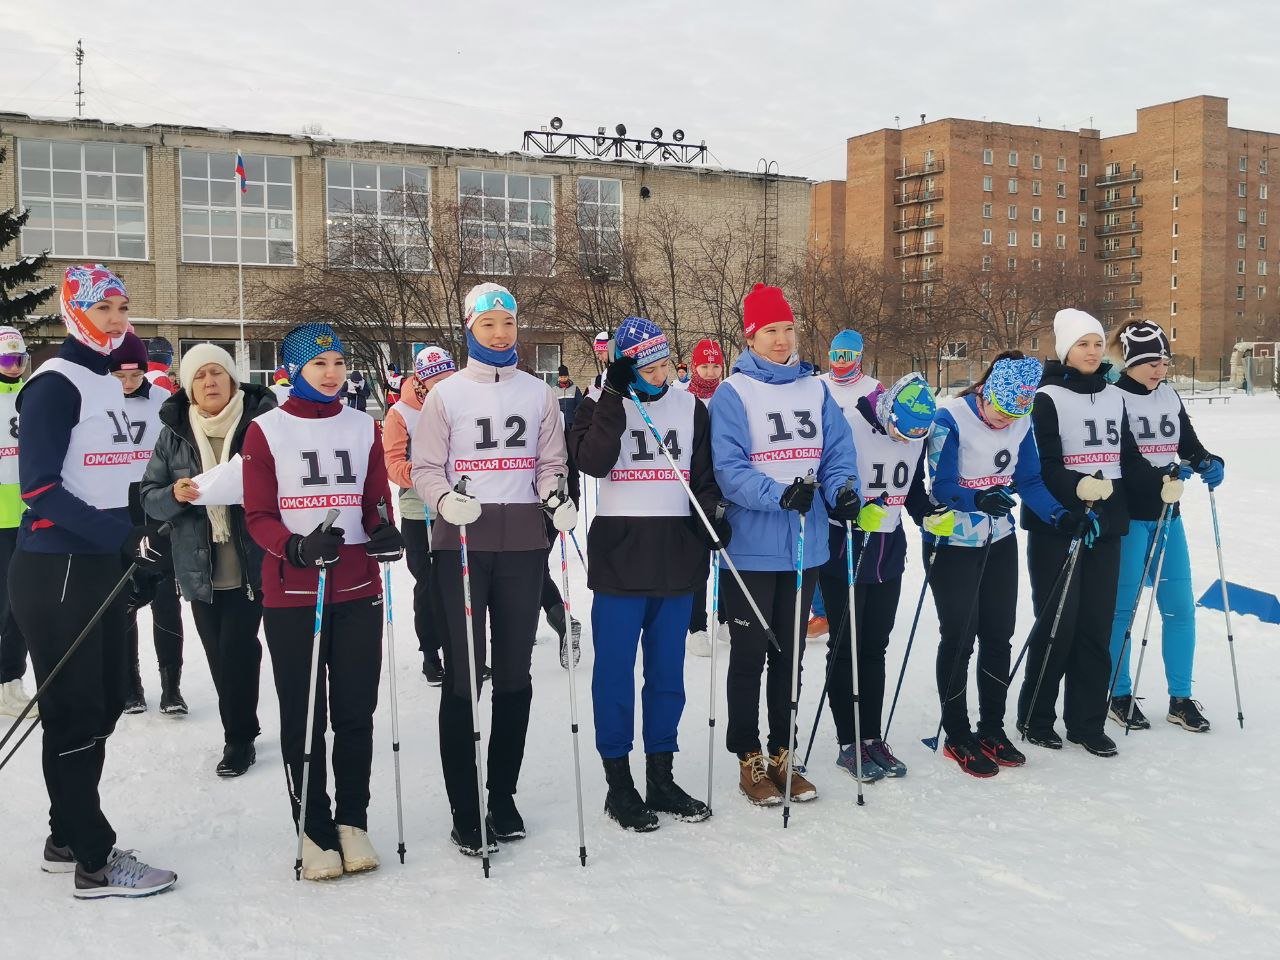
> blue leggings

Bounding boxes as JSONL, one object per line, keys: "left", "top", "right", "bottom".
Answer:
{"left": 1107, "top": 514, "right": 1196, "bottom": 698}
{"left": 591, "top": 592, "right": 694, "bottom": 758}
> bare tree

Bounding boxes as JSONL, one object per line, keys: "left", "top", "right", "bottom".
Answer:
{"left": 950, "top": 256, "right": 1092, "bottom": 356}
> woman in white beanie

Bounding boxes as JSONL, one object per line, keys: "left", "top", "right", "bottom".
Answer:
{"left": 1015, "top": 308, "right": 1162, "bottom": 759}
{"left": 141, "top": 342, "right": 277, "bottom": 777}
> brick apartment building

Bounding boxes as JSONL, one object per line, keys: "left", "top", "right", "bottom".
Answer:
{"left": 0, "top": 112, "right": 809, "bottom": 386}
{"left": 811, "top": 95, "right": 1280, "bottom": 369}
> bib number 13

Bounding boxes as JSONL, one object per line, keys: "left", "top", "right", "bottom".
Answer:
{"left": 766, "top": 410, "right": 817, "bottom": 443}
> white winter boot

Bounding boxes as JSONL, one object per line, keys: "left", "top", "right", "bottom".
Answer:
{"left": 337, "top": 825, "right": 380, "bottom": 874}
{"left": 301, "top": 835, "right": 343, "bottom": 881}
{"left": 687, "top": 631, "right": 712, "bottom": 658}
{"left": 0, "top": 679, "right": 35, "bottom": 718}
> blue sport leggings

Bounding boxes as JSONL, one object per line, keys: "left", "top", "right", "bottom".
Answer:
{"left": 1107, "top": 514, "right": 1196, "bottom": 699}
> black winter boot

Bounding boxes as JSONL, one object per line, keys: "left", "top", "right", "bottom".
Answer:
{"left": 158, "top": 666, "right": 188, "bottom": 716}
{"left": 487, "top": 689, "right": 532, "bottom": 842}
{"left": 122, "top": 661, "right": 146, "bottom": 715}
{"left": 645, "top": 753, "right": 711, "bottom": 822}
{"left": 602, "top": 756, "right": 659, "bottom": 832}
{"left": 439, "top": 688, "right": 483, "bottom": 844}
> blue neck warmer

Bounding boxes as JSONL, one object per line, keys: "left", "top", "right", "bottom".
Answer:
{"left": 291, "top": 375, "right": 342, "bottom": 404}
{"left": 466, "top": 330, "right": 518, "bottom": 368}
{"left": 632, "top": 374, "right": 665, "bottom": 398}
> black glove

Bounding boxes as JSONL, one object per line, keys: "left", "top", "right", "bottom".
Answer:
{"left": 364, "top": 521, "right": 405, "bottom": 562}
{"left": 779, "top": 477, "right": 816, "bottom": 514}
{"left": 974, "top": 486, "right": 1017, "bottom": 519}
{"left": 828, "top": 483, "right": 862, "bottom": 522}
{"left": 1054, "top": 507, "right": 1101, "bottom": 547}
{"left": 604, "top": 355, "right": 637, "bottom": 395}
{"left": 127, "top": 568, "right": 162, "bottom": 609}
{"left": 122, "top": 522, "right": 167, "bottom": 570}
{"left": 703, "top": 502, "right": 733, "bottom": 550}
{"left": 287, "top": 522, "right": 345, "bottom": 569}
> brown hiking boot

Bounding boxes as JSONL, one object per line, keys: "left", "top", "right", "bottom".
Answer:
{"left": 738, "top": 751, "right": 783, "bottom": 806}
{"left": 768, "top": 748, "right": 818, "bottom": 802}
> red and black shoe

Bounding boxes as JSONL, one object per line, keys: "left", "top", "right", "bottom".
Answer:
{"left": 978, "top": 730, "right": 1027, "bottom": 767}
{"left": 942, "top": 736, "right": 1000, "bottom": 779}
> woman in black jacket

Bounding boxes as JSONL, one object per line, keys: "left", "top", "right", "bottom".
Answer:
{"left": 140, "top": 344, "right": 276, "bottom": 777}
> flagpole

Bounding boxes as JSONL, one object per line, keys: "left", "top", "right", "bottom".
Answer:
{"left": 235, "top": 152, "right": 247, "bottom": 380}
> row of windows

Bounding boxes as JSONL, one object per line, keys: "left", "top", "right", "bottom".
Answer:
{"left": 983, "top": 204, "right": 1085, "bottom": 225}
{"left": 1234, "top": 259, "right": 1272, "bottom": 275}
{"left": 1235, "top": 285, "right": 1271, "bottom": 300}
{"left": 16, "top": 139, "right": 623, "bottom": 274}
{"left": 981, "top": 149, "right": 1076, "bottom": 174}
{"left": 1237, "top": 182, "right": 1270, "bottom": 199}
{"left": 979, "top": 229, "right": 1085, "bottom": 251}
{"left": 1239, "top": 156, "right": 1270, "bottom": 174}
{"left": 982, "top": 177, "right": 1082, "bottom": 200}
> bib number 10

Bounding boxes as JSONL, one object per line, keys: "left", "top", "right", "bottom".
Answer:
{"left": 867, "top": 461, "right": 909, "bottom": 490}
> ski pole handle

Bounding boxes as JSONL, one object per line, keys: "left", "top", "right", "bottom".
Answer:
{"left": 377, "top": 497, "right": 389, "bottom": 526}
{"left": 321, "top": 508, "right": 340, "bottom": 531}
{"left": 454, "top": 475, "right": 470, "bottom": 497}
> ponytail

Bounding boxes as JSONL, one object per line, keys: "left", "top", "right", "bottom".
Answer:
{"left": 959, "top": 349, "right": 1026, "bottom": 399}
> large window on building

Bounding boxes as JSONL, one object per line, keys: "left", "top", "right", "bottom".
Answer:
{"left": 532, "top": 342, "right": 561, "bottom": 386}
{"left": 458, "top": 169, "right": 554, "bottom": 275}
{"left": 325, "top": 161, "right": 430, "bottom": 269}
{"left": 18, "top": 139, "right": 147, "bottom": 260}
{"left": 576, "top": 177, "right": 622, "bottom": 276}
{"left": 180, "top": 151, "right": 295, "bottom": 266}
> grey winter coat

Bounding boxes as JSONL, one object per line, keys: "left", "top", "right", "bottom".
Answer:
{"left": 140, "top": 383, "right": 277, "bottom": 604}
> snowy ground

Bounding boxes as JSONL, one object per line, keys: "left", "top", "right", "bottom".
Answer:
{"left": 3, "top": 396, "right": 1279, "bottom": 960}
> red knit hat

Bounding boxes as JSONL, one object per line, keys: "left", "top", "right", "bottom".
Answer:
{"left": 692, "top": 339, "right": 724, "bottom": 367}
{"left": 742, "top": 283, "right": 794, "bottom": 339}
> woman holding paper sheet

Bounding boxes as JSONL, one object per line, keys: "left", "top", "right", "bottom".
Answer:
{"left": 141, "top": 342, "right": 276, "bottom": 778}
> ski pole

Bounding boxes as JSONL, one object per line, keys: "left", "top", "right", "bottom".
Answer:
{"left": 1020, "top": 534, "right": 1085, "bottom": 743}
{"left": 883, "top": 537, "right": 942, "bottom": 742}
{"left": 705, "top": 546, "right": 722, "bottom": 812}
{"left": 1105, "top": 503, "right": 1170, "bottom": 711}
{"left": 923, "top": 526, "right": 995, "bottom": 751}
{"left": 294, "top": 509, "right": 340, "bottom": 881}
{"left": 845, "top": 517, "right": 866, "bottom": 807}
{"left": 0, "top": 522, "right": 172, "bottom": 766}
{"left": 569, "top": 529, "right": 589, "bottom": 575}
{"left": 782, "top": 474, "right": 816, "bottom": 829}
{"left": 627, "top": 387, "right": 780, "bottom": 651}
{"left": 1208, "top": 488, "right": 1244, "bottom": 729}
{"left": 1007, "top": 536, "right": 1087, "bottom": 683}
{"left": 376, "top": 500, "right": 407, "bottom": 864}
{"left": 455, "top": 477, "right": 492, "bottom": 877}
{"left": 1125, "top": 516, "right": 1173, "bottom": 735}
{"left": 558, "top": 529, "right": 588, "bottom": 867}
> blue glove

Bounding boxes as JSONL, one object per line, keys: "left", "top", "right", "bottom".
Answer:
{"left": 1055, "top": 507, "right": 1101, "bottom": 548}
{"left": 1195, "top": 455, "right": 1225, "bottom": 491}
{"left": 1178, "top": 463, "right": 1194, "bottom": 481}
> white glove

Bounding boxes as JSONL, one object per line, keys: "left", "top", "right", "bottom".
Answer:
{"left": 1160, "top": 475, "right": 1184, "bottom": 504}
{"left": 543, "top": 489, "right": 578, "bottom": 532}
{"left": 1075, "top": 475, "right": 1114, "bottom": 502}
{"left": 438, "top": 490, "right": 482, "bottom": 526}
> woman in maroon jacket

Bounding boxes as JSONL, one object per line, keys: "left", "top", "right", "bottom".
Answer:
{"left": 243, "top": 323, "right": 404, "bottom": 881}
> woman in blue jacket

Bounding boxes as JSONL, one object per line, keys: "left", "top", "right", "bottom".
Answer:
{"left": 708, "top": 284, "right": 859, "bottom": 807}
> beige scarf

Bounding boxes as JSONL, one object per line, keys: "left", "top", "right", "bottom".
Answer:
{"left": 188, "top": 390, "right": 245, "bottom": 544}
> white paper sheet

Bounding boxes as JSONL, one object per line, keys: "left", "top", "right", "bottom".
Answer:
{"left": 190, "top": 454, "right": 245, "bottom": 506}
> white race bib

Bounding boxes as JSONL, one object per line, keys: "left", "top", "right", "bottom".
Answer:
{"left": 596, "top": 387, "right": 694, "bottom": 518}
{"left": 0, "top": 391, "right": 18, "bottom": 485}
{"left": 723, "top": 372, "right": 825, "bottom": 483}
{"left": 1037, "top": 383, "right": 1125, "bottom": 479}
{"left": 943, "top": 396, "right": 1031, "bottom": 490}
{"left": 1122, "top": 383, "right": 1181, "bottom": 468}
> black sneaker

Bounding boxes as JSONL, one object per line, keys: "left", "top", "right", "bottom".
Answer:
{"left": 216, "top": 742, "right": 256, "bottom": 778}
{"left": 942, "top": 736, "right": 1000, "bottom": 778}
{"left": 978, "top": 730, "right": 1027, "bottom": 767}
{"left": 450, "top": 824, "right": 499, "bottom": 857}
{"left": 645, "top": 752, "right": 711, "bottom": 822}
{"left": 1167, "top": 697, "right": 1211, "bottom": 732}
{"left": 1067, "top": 731, "right": 1118, "bottom": 757}
{"left": 1016, "top": 721, "right": 1063, "bottom": 750}
{"left": 421, "top": 653, "right": 444, "bottom": 687}
{"left": 1108, "top": 695, "right": 1150, "bottom": 730}
{"left": 486, "top": 794, "right": 526, "bottom": 842}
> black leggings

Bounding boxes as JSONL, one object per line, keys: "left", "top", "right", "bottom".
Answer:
{"left": 0, "top": 527, "right": 29, "bottom": 683}
{"left": 401, "top": 518, "right": 441, "bottom": 658}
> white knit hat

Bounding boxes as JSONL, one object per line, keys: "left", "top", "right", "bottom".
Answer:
{"left": 1053, "top": 308, "right": 1106, "bottom": 364}
{"left": 463, "top": 282, "right": 516, "bottom": 329}
{"left": 178, "top": 343, "right": 238, "bottom": 390}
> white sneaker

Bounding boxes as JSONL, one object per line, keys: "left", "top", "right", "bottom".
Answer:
{"left": 687, "top": 631, "right": 712, "bottom": 658}
{"left": 0, "top": 679, "right": 36, "bottom": 718}
{"left": 301, "top": 835, "right": 343, "bottom": 881}
{"left": 336, "top": 824, "right": 380, "bottom": 874}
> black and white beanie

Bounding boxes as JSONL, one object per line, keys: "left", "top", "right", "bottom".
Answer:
{"left": 1118, "top": 321, "right": 1171, "bottom": 368}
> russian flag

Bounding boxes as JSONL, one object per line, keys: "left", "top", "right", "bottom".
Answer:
{"left": 234, "top": 153, "right": 248, "bottom": 193}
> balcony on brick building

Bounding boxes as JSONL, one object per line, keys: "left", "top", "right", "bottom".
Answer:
{"left": 1094, "top": 169, "right": 1143, "bottom": 188}
{"left": 895, "top": 159, "right": 946, "bottom": 180}
{"left": 901, "top": 267, "right": 945, "bottom": 283}
{"left": 894, "top": 213, "right": 945, "bottom": 232}
{"left": 1101, "top": 297, "right": 1143, "bottom": 310}
{"left": 893, "top": 187, "right": 944, "bottom": 205}
{"left": 1097, "top": 246, "right": 1142, "bottom": 261}
{"left": 1095, "top": 221, "right": 1143, "bottom": 237}
{"left": 1094, "top": 196, "right": 1143, "bottom": 212}
{"left": 894, "top": 240, "right": 944, "bottom": 258}
{"left": 1100, "top": 270, "right": 1142, "bottom": 285}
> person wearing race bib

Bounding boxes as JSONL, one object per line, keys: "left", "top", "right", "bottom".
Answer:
{"left": 568, "top": 317, "right": 723, "bottom": 832}
{"left": 243, "top": 322, "right": 403, "bottom": 881}
{"left": 382, "top": 344, "right": 455, "bottom": 686}
{"left": 927, "top": 353, "right": 1066, "bottom": 777}
{"left": 709, "top": 283, "right": 859, "bottom": 807}
{"left": 411, "top": 283, "right": 571, "bottom": 856}
{"left": 384, "top": 364, "right": 403, "bottom": 408}
{"left": 1016, "top": 309, "right": 1161, "bottom": 758}
{"left": 817, "top": 371, "right": 938, "bottom": 783}
{"left": 1106, "top": 320, "right": 1219, "bottom": 734}
{"left": 107, "top": 334, "right": 188, "bottom": 719}
{"left": 591, "top": 331, "right": 610, "bottom": 390}
{"left": 685, "top": 337, "right": 726, "bottom": 658}
{"left": 141, "top": 342, "right": 277, "bottom": 778}
{"left": 11, "top": 264, "right": 177, "bottom": 898}
{"left": 0, "top": 326, "right": 33, "bottom": 718}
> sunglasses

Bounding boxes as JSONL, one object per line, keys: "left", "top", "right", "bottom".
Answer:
{"left": 470, "top": 290, "right": 517, "bottom": 316}
{"left": 829, "top": 349, "right": 862, "bottom": 364}
{"left": 0, "top": 353, "right": 29, "bottom": 376}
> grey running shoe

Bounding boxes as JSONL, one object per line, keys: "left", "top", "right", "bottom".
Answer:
{"left": 73, "top": 849, "right": 177, "bottom": 899}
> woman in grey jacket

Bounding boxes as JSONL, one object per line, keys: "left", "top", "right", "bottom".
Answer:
{"left": 140, "top": 344, "right": 276, "bottom": 777}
